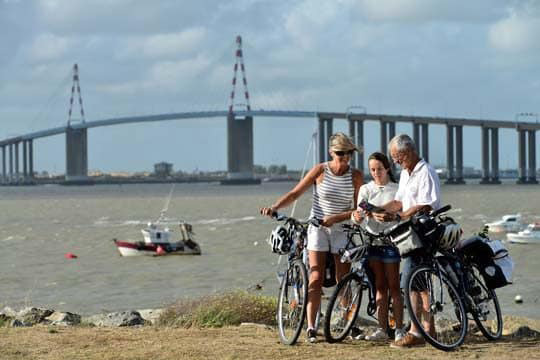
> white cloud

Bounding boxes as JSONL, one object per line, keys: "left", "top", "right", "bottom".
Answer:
{"left": 117, "top": 28, "right": 207, "bottom": 59}
{"left": 489, "top": 12, "right": 540, "bottom": 53}
{"left": 26, "top": 33, "right": 72, "bottom": 62}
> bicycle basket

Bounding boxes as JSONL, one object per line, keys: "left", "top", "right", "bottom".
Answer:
{"left": 269, "top": 225, "right": 292, "bottom": 255}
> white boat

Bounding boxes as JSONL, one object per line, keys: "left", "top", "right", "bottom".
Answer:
{"left": 113, "top": 184, "right": 201, "bottom": 256}
{"left": 507, "top": 223, "right": 540, "bottom": 244}
{"left": 114, "top": 222, "right": 201, "bottom": 256}
{"left": 485, "top": 214, "right": 523, "bottom": 233}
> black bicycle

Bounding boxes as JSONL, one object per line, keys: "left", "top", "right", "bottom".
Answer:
{"left": 401, "top": 205, "right": 503, "bottom": 351}
{"left": 268, "top": 212, "right": 321, "bottom": 345}
{"left": 323, "top": 223, "right": 405, "bottom": 343}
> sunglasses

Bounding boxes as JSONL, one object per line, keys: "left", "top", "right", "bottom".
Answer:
{"left": 334, "top": 150, "right": 353, "bottom": 157}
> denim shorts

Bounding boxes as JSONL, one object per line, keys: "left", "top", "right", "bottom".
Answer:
{"left": 399, "top": 252, "right": 423, "bottom": 289}
{"left": 368, "top": 245, "right": 400, "bottom": 264}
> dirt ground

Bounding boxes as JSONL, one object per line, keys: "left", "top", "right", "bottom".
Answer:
{"left": 1, "top": 319, "right": 539, "bottom": 360}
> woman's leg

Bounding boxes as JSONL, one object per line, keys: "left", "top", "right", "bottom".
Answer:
{"left": 385, "top": 261, "right": 403, "bottom": 329}
{"left": 307, "top": 250, "right": 327, "bottom": 329}
{"left": 369, "top": 259, "right": 389, "bottom": 330}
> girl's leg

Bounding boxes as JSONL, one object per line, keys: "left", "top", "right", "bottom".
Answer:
{"left": 385, "top": 261, "right": 403, "bottom": 329}
{"left": 307, "top": 250, "right": 327, "bottom": 329}
{"left": 369, "top": 259, "right": 389, "bottom": 330}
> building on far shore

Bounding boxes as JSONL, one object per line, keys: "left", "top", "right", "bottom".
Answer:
{"left": 154, "top": 162, "right": 173, "bottom": 178}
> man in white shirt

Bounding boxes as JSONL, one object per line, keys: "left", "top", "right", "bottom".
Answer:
{"left": 372, "top": 133, "right": 441, "bottom": 348}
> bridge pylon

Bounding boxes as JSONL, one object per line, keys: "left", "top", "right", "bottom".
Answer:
{"left": 65, "top": 63, "right": 90, "bottom": 184}
{"left": 222, "top": 36, "right": 260, "bottom": 185}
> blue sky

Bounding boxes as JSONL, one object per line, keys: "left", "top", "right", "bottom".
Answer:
{"left": 1, "top": 0, "right": 539, "bottom": 173}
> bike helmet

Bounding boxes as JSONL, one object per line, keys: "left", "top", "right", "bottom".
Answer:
{"left": 437, "top": 221, "right": 462, "bottom": 250}
{"left": 270, "top": 225, "right": 292, "bottom": 255}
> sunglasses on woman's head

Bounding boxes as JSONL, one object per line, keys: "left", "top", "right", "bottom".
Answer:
{"left": 334, "top": 150, "right": 353, "bottom": 157}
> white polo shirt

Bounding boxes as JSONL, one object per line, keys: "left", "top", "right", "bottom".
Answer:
{"left": 395, "top": 159, "right": 441, "bottom": 212}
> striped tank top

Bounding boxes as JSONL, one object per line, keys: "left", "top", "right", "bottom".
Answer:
{"left": 310, "top": 163, "right": 355, "bottom": 219}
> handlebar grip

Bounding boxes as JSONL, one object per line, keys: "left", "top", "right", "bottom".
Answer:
{"left": 431, "top": 204, "right": 451, "bottom": 217}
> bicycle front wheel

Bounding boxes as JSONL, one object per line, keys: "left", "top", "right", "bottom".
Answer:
{"left": 277, "top": 259, "right": 309, "bottom": 345}
{"left": 469, "top": 264, "right": 503, "bottom": 340}
{"left": 323, "top": 272, "right": 363, "bottom": 343}
{"left": 404, "top": 265, "right": 467, "bottom": 351}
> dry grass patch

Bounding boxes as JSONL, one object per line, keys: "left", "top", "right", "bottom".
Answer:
{"left": 156, "top": 290, "right": 277, "bottom": 328}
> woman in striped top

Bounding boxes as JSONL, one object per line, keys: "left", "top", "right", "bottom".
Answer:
{"left": 260, "top": 132, "right": 363, "bottom": 343}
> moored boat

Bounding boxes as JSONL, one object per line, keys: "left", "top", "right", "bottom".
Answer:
{"left": 507, "top": 223, "right": 540, "bottom": 244}
{"left": 114, "top": 222, "right": 201, "bottom": 256}
{"left": 485, "top": 214, "right": 523, "bottom": 233}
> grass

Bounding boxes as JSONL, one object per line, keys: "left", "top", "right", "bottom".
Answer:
{"left": 156, "top": 290, "right": 277, "bottom": 328}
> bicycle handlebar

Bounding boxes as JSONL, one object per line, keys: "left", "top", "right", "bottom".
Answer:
{"left": 271, "top": 211, "right": 322, "bottom": 227}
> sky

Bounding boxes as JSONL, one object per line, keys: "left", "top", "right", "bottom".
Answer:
{"left": 1, "top": 0, "right": 539, "bottom": 174}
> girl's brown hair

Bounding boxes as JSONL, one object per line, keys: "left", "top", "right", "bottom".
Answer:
{"left": 368, "top": 152, "right": 397, "bottom": 183}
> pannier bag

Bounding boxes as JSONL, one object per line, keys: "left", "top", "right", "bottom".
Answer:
{"left": 388, "top": 222, "right": 424, "bottom": 257}
{"left": 457, "top": 236, "right": 514, "bottom": 289}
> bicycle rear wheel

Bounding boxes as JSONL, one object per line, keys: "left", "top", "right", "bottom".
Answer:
{"left": 277, "top": 259, "right": 309, "bottom": 345}
{"left": 404, "top": 265, "right": 467, "bottom": 351}
{"left": 323, "top": 272, "right": 363, "bottom": 343}
{"left": 469, "top": 264, "right": 503, "bottom": 340}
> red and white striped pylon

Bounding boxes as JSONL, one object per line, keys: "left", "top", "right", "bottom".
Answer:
{"left": 68, "top": 63, "right": 86, "bottom": 126}
{"left": 228, "top": 35, "right": 252, "bottom": 114}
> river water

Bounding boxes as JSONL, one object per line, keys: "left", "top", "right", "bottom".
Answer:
{"left": 0, "top": 181, "right": 539, "bottom": 318}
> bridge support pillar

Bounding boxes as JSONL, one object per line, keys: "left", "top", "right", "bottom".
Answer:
{"left": 318, "top": 116, "right": 333, "bottom": 163}
{"left": 527, "top": 130, "right": 538, "bottom": 184}
{"left": 480, "top": 127, "right": 501, "bottom": 184}
{"left": 446, "top": 125, "right": 455, "bottom": 183}
{"left": 23, "top": 140, "right": 27, "bottom": 183}
{"left": 1, "top": 145, "right": 5, "bottom": 184}
{"left": 9, "top": 143, "right": 13, "bottom": 184}
{"left": 421, "top": 124, "right": 429, "bottom": 162}
{"left": 348, "top": 118, "right": 364, "bottom": 171}
{"left": 455, "top": 125, "right": 465, "bottom": 183}
{"left": 65, "top": 127, "right": 89, "bottom": 183}
{"left": 14, "top": 141, "right": 20, "bottom": 184}
{"left": 517, "top": 130, "right": 527, "bottom": 183}
{"left": 222, "top": 114, "right": 259, "bottom": 185}
{"left": 29, "top": 139, "right": 34, "bottom": 182}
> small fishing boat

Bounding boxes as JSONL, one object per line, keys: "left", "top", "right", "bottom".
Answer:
{"left": 114, "top": 222, "right": 201, "bottom": 256}
{"left": 485, "top": 214, "right": 523, "bottom": 233}
{"left": 507, "top": 223, "right": 540, "bottom": 244}
{"left": 113, "top": 184, "right": 201, "bottom": 256}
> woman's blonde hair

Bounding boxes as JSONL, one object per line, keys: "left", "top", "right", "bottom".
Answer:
{"left": 329, "top": 132, "right": 361, "bottom": 153}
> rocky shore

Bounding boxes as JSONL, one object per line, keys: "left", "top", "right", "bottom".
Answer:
{"left": 0, "top": 306, "right": 164, "bottom": 328}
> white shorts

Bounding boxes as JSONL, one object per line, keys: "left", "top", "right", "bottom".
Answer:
{"left": 307, "top": 224, "right": 349, "bottom": 254}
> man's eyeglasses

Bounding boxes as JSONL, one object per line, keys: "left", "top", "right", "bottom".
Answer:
{"left": 334, "top": 150, "right": 353, "bottom": 157}
{"left": 391, "top": 151, "right": 407, "bottom": 163}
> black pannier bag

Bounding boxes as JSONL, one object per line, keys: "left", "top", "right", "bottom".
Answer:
{"left": 456, "top": 235, "right": 514, "bottom": 289}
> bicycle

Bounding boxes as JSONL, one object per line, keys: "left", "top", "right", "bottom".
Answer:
{"left": 323, "top": 223, "right": 406, "bottom": 343}
{"left": 401, "top": 205, "right": 503, "bottom": 351}
{"left": 267, "top": 212, "right": 322, "bottom": 345}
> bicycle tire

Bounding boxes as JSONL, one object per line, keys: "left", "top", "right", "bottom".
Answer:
{"left": 277, "top": 259, "right": 309, "bottom": 345}
{"left": 323, "top": 272, "right": 363, "bottom": 343}
{"left": 469, "top": 264, "right": 503, "bottom": 340}
{"left": 404, "top": 265, "right": 467, "bottom": 351}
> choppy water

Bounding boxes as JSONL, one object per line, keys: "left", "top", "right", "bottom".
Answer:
{"left": 0, "top": 181, "right": 539, "bottom": 318}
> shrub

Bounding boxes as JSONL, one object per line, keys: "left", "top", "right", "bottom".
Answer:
{"left": 157, "top": 291, "right": 277, "bottom": 328}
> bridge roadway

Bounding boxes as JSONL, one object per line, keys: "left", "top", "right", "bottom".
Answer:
{"left": 0, "top": 110, "right": 538, "bottom": 185}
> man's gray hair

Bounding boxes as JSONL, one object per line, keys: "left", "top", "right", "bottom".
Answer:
{"left": 388, "top": 134, "right": 417, "bottom": 153}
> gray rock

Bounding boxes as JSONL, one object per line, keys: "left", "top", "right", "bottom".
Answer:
{"left": 136, "top": 308, "right": 164, "bottom": 325}
{"left": 45, "top": 311, "right": 81, "bottom": 326}
{"left": 10, "top": 319, "right": 24, "bottom": 327}
{"left": 17, "top": 307, "right": 54, "bottom": 326}
{"left": 512, "top": 326, "right": 540, "bottom": 338}
{"left": 83, "top": 311, "right": 147, "bottom": 327}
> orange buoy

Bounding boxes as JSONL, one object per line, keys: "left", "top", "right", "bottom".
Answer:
{"left": 156, "top": 245, "right": 166, "bottom": 255}
{"left": 65, "top": 252, "right": 78, "bottom": 259}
